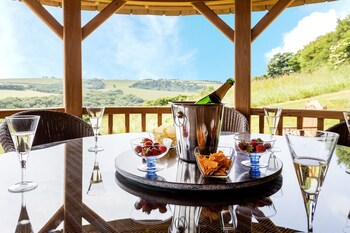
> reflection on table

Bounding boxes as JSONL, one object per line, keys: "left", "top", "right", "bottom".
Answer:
{"left": 0, "top": 132, "right": 349, "bottom": 232}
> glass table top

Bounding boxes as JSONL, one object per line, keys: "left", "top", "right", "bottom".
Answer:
{"left": 0, "top": 132, "right": 349, "bottom": 232}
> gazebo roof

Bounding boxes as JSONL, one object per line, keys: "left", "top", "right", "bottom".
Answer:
{"left": 38, "top": 0, "right": 333, "bottom": 16}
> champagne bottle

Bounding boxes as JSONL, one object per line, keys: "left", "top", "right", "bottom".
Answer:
{"left": 195, "top": 78, "right": 235, "bottom": 104}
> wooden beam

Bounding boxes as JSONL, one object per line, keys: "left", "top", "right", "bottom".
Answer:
{"left": 82, "top": 0, "right": 127, "bottom": 40}
{"left": 191, "top": 2, "right": 234, "bottom": 43}
{"left": 63, "top": 0, "right": 83, "bottom": 117}
{"left": 251, "top": 0, "right": 294, "bottom": 42}
{"left": 22, "top": 0, "right": 63, "bottom": 39}
{"left": 234, "top": 0, "right": 251, "bottom": 124}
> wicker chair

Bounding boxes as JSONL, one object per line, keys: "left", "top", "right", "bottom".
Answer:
{"left": 221, "top": 107, "right": 249, "bottom": 134}
{"left": 0, "top": 110, "right": 94, "bottom": 153}
{"left": 326, "top": 121, "right": 350, "bottom": 147}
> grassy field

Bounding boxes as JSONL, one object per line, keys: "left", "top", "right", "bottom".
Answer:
{"left": 0, "top": 65, "right": 349, "bottom": 153}
{"left": 102, "top": 79, "right": 218, "bottom": 101}
{"left": 0, "top": 78, "right": 219, "bottom": 102}
{"left": 0, "top": 90, "right": 58, "bottom": 99}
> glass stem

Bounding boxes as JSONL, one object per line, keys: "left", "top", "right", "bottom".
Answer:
{"left": 94, "top": 134, "right": 98, "bottom": 148}
{"left": 21, "top": 159, "right": 26, "bottom": 183}
{"left": 304, "top": 192, "right": 319, "bottom": 233}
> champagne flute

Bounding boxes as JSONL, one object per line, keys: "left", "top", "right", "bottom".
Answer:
{"left": 86, "top": 107, "right": 105, "bottom": 152}
{"left": 285, "top": 129, "right": 339, "bottom": 233}
{"left": 263, "top": 106, "right": 282, "bottom": 152}
{"left": 87, "top": 151, "right": 105, "bottom": 195}
{"left": 6, "top": 115, "right": 40, "bottom": 193}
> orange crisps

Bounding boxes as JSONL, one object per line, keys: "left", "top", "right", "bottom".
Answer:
{"left": 197, "top": 150, "right": 232, "bottom": 176}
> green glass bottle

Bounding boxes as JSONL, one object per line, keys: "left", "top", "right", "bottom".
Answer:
{"left": 195, "top": 78, "right": 235, "bottom": 104}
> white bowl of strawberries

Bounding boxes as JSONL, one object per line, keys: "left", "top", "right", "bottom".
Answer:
{"left": 130, "top": 137, "right": 172, "bottom": 173}
{"left": 234, "top": 133, "right": 275, "bottom": 168}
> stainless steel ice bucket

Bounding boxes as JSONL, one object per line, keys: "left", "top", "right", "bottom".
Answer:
{"left": 170, "top": 101, "right": 225, "bottom": 162}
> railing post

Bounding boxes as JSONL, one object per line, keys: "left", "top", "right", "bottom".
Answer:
{"left": 108, "top": 114, "right": 113, "bottom": 134}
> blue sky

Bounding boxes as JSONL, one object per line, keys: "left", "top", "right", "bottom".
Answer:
{"left": 0, "top": 0, "right": 349, "bottom": 82}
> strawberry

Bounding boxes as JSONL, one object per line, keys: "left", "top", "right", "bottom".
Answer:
{"left": 238, "top": 141, "right": 247, "bottom": 150}
{"left": 143, "top": 148, "right": 152, "bottom": 156}
{"left": 256, "top": 144, "right": 266, "bottom": 153}
{"left": 151, "top": 148, "right": 161, "bottom": 156}
{"left": 250, "top": 139, "right": 258, "bottom": 147}
{"left": 143, "top": 138, "right": 152, "bottom": 143}
{"left": 144, "top": 140, "right": 153, "bottom": 148}
{"left": 264, "top": 143, "right": 272, "bottom": 150}
{"left": 135, "top": 145, "right": 142, "bottom": 154}
{"left": 159, "top": 145, "right": 167, "bottom": 153}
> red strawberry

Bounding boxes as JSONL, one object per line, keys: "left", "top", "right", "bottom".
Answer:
{"left": 264, "top": 143, "right": 272, "bottom": 150}
{"left": 238, "top": 142, "right": 247, "bottom": 150}
{"left": 135, "top": 145, "right": 142, "bottom": 154}
{"left": 144, "top": 140, "right": 153, "bottom": 148}
{"left": 151, "top": 148, "right": 161, "bottom": 156}
{"left": 159, "top": 145, "right": 167, "bottom": 153}
{"left": 143, "top": 148, "right": 152, "bottom": 156}
{"left": 158, "top": 205, "right": 167, "bottom": 213}
{"left": 143, "top": 138, "right": 152, "bottom": 143}
{"left": 250, "top": 139, "right": 258, "bottom": 147}
{"left": 256, "top": 144, "right": 266, "bottom": 153}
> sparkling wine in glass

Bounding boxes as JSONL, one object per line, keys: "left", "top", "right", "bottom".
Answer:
{"left": 285, "top": 129, "right": 339, "bottom": 233}
{"left": 263, "top": 107, "right": 282, "bottom": 138}
{"left": 264, "top": 106, "right": 282, "bottom": 152}
{"left": 86, "top": 106, "right": 105, "bottom": 152}
{"left": 6, "top": 115, "right": 40, "bottom": 193}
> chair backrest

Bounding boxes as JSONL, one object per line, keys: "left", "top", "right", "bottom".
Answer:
{"left": 0, "top": 110, "right": 94, "bottom": 153}
{"left": 221, "top": 107, "right": 249, "bottom": 134}
{"left": 326, "top": 121, "right": 350, "bottom": 147}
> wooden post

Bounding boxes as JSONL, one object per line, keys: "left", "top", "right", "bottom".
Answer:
{"left": 234, "top": 0, "right": 251, "bottom": 125}
{"left": 63, "top": 0, "right": 83, "bottom": 117}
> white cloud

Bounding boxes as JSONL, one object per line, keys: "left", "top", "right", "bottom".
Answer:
{"left": 104, "top": 15, "right": 196, "bottom": 80}
{"left": 265, "top": 9, "right": 338, "bottom": 59}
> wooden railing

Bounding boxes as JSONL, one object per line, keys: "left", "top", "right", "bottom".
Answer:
{"left": 0, "top": 107, "right": 345, "bottom": 135}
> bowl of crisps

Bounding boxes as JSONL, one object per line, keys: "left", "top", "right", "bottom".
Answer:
{"left": 152, "top": 125, "right": 177, "bottom": 148}
{"left": 194, "top": 146, "right": 235, "bottom": 179}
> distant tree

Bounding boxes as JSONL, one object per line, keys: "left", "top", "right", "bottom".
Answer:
{"left": 267, "top": 52, "right": 300, "bottom": 77}
{"left": 143, "top": 95, "right": 188, "bottom": 106}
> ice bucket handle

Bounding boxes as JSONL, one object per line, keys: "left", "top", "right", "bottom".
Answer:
{"left": 174, "top": 111, "right": 187, "bottom": 127}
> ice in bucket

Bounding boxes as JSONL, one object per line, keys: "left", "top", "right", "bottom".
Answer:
{"left": 170, "top": 101, "right": 225, "bottom": 162}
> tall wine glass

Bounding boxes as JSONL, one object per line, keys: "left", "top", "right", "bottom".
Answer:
{"left": 263, "top": 106, "right": 282, "bottom": 137}
{"left": 285, "top": 129, "right": 339, "bottom": 233}
{"left": 264, "top": 106, "right": 282, "bottom": 152}
{"left": 86, "top": 107, "right": 105, "bottom": 152}
{"left": 6, "top": 115, "right": 40, "bottom": 193}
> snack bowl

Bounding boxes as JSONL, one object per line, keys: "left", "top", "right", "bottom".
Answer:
{"left": 234, "top": 133, "right": 275, "bottom": 168}
{"left": 130, "top": 137, "right": 172, "bottom": 172}
{"left": 194, "top": 146, "right": 235, "bottom": 179}
{"left": 152, "top": 125, "right": 177, "bottom": 148}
